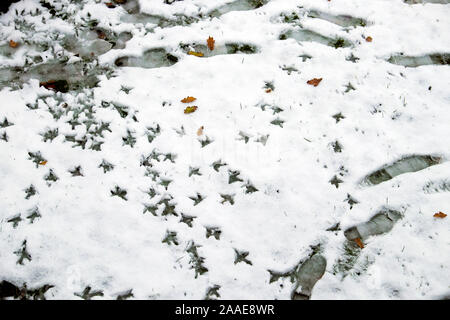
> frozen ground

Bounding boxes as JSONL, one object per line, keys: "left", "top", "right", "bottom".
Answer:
{"left": 0, "top": 0, "right": 449, "bottom": 300}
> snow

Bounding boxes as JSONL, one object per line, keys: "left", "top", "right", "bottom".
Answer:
{"left": 0, "top": 0, "right": 449, "bottom": 300}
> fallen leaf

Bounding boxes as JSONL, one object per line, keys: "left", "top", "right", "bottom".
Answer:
{"left": 97, "top": 31, "right": 106, "bottom": 39}
{"left": 188, "top": 51, "right": 204, "bottom": 57}
{"left": 354, "top": 238, "right": 364, "bottom": 249}
{"left": 307, "top": 78, "right": 322, "bottom": 87}
{"left": 197, "top": 126, "right": 204, "bottom": 136}
{"left": 265, "top": 89, "right": 272, "bottom": 93}
{"left": 184, "top": 106, "right": 198, "bottom": 114}
{"left": 9, "top": 40, "right": 19, "bottom": 48}
{"left": 181, "top": 96, "right": 196, "bottom": 103}
{"left": 207, "top": 36, "right": 215, "bottom": 51}
{"left": 366, "top": 36, "right": 373, "bottom": 42}
{"left": 39, "top": 80, "right": 69, "bottom": 93}
{"left": 433, "top": 211, "right": 447, "bottom": 218}
{"left": 39, "top": 161, "right": 48, "bottom": 166}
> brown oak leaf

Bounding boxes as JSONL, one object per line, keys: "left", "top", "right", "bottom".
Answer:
{"left": 9, "top": 40, "right": 19, "bottom": 48}
{"left": 181, "top": 96, "right": 196, "bottom": 103}
{"left": 207, "top": 36, "right": 215, "bottom": 51}
{"left": 433, "top": 211, "right": 447, "bottom": 219}
{"left": 307, "top": 78, "right": 322, "bottom": 87}
{"left": 354, "top": 238, "right": 364, "bottom": 249}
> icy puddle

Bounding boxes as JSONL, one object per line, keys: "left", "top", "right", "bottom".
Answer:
{"left": 120, "top": 0, "right": 269, "bottom": 26}
{"left": 182, "top": 43, "right": 258, "bottom": 56}
{"left": 269, "top": 247, "right": 327, "bottom": 300}
{"left": 279, "top": 28, "right": 352, "bottom": 48}
{"left": 361, "top": 155, "right": 442, "bottom": 186}
{"left": 63, "top": 29, "right": 133, "bottom": 53}
{"left": 121, "top": 12, "right": 200, "bottom": 28}
{"left": 114, "top": 43, "right": 258, "bottom": 68}
{"left": 387, "top": 53, "right": 450, "bottom": 67}
{"left": 114, "top": 48, "right": 178, "bottom": 68}
{"left": 307, "top": 10, "right": 368, "bottom": 28}
{"left": 344, "top": 209, "right": 403, "bottom": 241}
{"left": 291, "top": 254, "right": 327, "bottom": 300}
{"left": 0, "top": 60, "right": 112, "bottom": 91}
{"left": 332, "top": 209, "right": 404, "bottom": 278}
{"left": 208, "top": 0, "right": 269, "bottom": 18}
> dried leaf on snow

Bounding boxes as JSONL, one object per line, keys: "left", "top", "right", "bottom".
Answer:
{"left": 9, "top": 40, "right": 19, "bottom": 48}
{"left": 197, "top": 126, "right": 204, "bottom": 136}
{"left": 181, "top": 96, "right": 196, "bottom": 103}
{"left": 184, "top": 106, "right": 198, "bottom": 114}
{"left": 307, "top": 78, "right": 322, "bottom": 87}
{"left": 188, "top": 51, "right": 204, "bottom": 57}
{"left": 433, "top": 211, "right": 447, "bottom": 219}
{"left": 354, "top": 238, "right": 364, "bottom": 249}
{"left": 207, "top": 36, "right": 215, "bottom": 51}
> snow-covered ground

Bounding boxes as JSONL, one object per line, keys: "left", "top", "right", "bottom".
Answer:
{"left": 0, "top": 0, "right": 449, "bottom": 300}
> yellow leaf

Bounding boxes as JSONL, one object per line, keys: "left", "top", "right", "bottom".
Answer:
{"left": 181, "top": 96, "right": 196, "bottom": 103}
{"left": 188, "top": 51, "right": 204, "bottom": 57}
{"left": 184, "top": 106, "right": 198, "bottom": 114}
{"left": 39, "top": 160, "right": 48, "bottom": 165}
